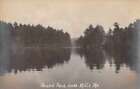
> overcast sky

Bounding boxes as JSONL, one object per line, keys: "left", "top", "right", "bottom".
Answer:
{"left": 1, "top": 0, "right": 140, "bottom": 37}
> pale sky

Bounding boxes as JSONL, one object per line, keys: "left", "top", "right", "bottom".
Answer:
{"left": 1, "top": 0, "right": 140, "bottom": 37}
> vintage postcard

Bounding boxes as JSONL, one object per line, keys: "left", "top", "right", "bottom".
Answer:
{"left": 0, "top": 0, "right": 140, "bottom": 89}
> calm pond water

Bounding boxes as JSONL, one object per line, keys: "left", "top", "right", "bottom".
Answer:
{"left": 0, "top": 47, "right": 138, "bottom": 89}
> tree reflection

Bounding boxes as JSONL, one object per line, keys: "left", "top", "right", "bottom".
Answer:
{"left": 105, "top": 42, "right": 137, "bottom": 73}
{"left": 76, "top": 48, "right": 105, "bottom": 70}
{"left": 76, "top": 47, "right": 137, "bottom": 73}
{"left": 9, "top": 47, "right": 71, "bottom": 73}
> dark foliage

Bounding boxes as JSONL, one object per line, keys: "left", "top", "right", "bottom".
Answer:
{"left": 0, "top": 21, "right": 71, "bottom": 47}
{"left": 76, "top": 24, "right": 105, "bottom": 49}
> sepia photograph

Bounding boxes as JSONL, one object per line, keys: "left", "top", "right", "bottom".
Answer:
{"left": 0, "top": 0, "right": 140, "bottom": 89}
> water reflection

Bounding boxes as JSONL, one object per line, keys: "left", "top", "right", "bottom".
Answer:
{"left": 0, "top": 46, "right": 137, "bottom": 89}
{"left": 76, "top": 47, "right": 137, "bottom": 73}
{"left": 76, "top": 48, "right": 105, "bottom": 70}
{"left": 106, "top": 48, "right": 137, "bottom": 73}
{"left": 0, "top": 47, "right": 71, "bottom": 74}
{"left": 0, "top": 46, "right": 137, "bottom": 75}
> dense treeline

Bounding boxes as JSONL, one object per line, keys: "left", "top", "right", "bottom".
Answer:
{"left": 0, "top": 21, "right": 71, "bottom": 47}
{"left": 105, "top": 21, "right": 139, "bottom": 53}
{"left": 104, "top": 20, "right": 140, "bottom": 61}
{"left": 76, "top": 24, "right": 105, "bottom": 49}
{"left": 76, "top": 20, "right": 140, "bottom": 51}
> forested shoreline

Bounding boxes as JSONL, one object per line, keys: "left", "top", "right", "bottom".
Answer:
{"left": 75, "top": 20, "right": 140, "bottom": 72}
{"left": 76, "top": 20, "right": 140, "bottom": 49}
{"left": 0, "top": 20, "right": 140, "bottom": 49}
{"left": 0, "top": 20, "right": 139, "bottom": 73}
{"left": 0, "top": 21, "right": 71, "bottom": 47}
{"left": 76, "top": 20, "right": 140, "bottom": 52}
